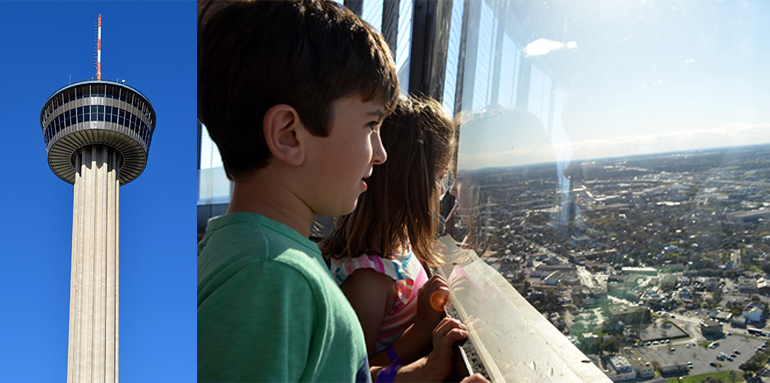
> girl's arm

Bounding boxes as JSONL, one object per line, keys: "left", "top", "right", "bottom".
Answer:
{"left": 369, "top": 275, "right": 450, "bottom": 366}
{"left": 339, "top": 268, "right": 398, "bottom": 359}
{"left": 343, "top": 270, "right": 477, "bottom": 382}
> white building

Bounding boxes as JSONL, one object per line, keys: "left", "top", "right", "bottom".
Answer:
{"left": 607, "top": 356, "right": 633, "bottom": 374}
{"left": 606, "top": 356, "right": 636, "bottom": 381}
{"left": 744, "top": 304, "right": 764, "bottom": 323}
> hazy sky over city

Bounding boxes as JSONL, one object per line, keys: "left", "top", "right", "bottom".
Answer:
{"left": 0, "top": 2, "right": 195, "bottom": 381}
{"left": 457, "top": 0, "right": 770, "bottom": 171}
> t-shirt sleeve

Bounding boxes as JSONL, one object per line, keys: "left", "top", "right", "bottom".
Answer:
{"left": 198, "top": 261, "right": 316, "bottom": 382}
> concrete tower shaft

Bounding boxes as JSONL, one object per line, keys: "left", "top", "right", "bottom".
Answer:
{"left": 68, "top": 145, "right": 120, "bottom": 383}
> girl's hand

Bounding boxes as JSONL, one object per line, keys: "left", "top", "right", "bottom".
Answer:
{"left": 377, "top": 317, "right": 487, "bottom": 383}
{"left": 414, "top": 275, "right": 450, "bottom": 337}
{"left": 422, "top": 316, "right": 469, "bottom": 381}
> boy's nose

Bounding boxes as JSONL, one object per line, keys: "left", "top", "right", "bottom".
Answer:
{"left": 372, "top": 132, "right": 387, "bottom": 165}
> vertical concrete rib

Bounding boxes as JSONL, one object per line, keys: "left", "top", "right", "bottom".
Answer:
{"left": 68, "top": 145, "right": 119, "bottom": 383}
{"left": 82, "top": 146, "right": 94, "bottom": 382}
{"left": 106, "top": 149, "right": 118, "bottom": 382}
{"left": 94, "top": 145, "right": 106, "bottom": 383}
{"left": 115, "top": 156, "right": 120, "bottom": 383}
{"left": 68, "top": 150, "right": 83, "bottom": 383}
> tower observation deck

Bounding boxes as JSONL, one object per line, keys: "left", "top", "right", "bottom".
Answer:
{"left": 38, "top": 16, "right": 156, "bottom": 383}
{"left": 40, "top": 79, "right": 156, "bottom": 185}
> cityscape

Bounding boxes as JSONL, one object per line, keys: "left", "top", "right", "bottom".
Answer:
{"left": 453, "top": 143, "right": 770, "bottom": 382}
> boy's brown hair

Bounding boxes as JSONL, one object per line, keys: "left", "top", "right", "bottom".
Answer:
{"left": 320, "top": 96, "right": 455, "bottom": 265}
{"left": 198, "top": 0, "right": 399, "bottom": 180}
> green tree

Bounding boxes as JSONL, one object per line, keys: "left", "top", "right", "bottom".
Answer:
{"left": 739, "top": 350, "right": 770, "bottom": 373}
{"left": 600, "top": 336, "right": 618, "bottom": 354}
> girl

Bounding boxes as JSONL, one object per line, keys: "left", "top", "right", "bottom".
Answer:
{"left": 320, "top": 95, "right": 459, "bottom": 381}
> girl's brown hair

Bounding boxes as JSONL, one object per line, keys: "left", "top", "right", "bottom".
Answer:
{"left": 320, "top": 96, "right": 455, "bottom": 265}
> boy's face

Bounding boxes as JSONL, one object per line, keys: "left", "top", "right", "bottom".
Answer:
{"left": 300, "top": 94, "right": 387, "bottom": 217}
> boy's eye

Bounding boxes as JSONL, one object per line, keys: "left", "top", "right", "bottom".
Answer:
{"left": 367, "top": 121, "right": 380, "bottom": 131}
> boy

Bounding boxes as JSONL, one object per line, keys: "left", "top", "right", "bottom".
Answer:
{"left": 197, "top": 0, "right": 398, "bottom": 381}
{"left": 198, "top": 1, "right": 478, "bottom": 382}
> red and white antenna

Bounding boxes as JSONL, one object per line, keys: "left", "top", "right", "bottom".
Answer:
{"left": 95, "top": 14, "right": 102, "bottom": 81}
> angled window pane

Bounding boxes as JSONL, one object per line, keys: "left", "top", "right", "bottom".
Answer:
{"left": 361, "top": 0, "right": 383, "bottom": 31}
{"left": 198, "top": 124, "right": 231, "bottom": 204}
{"left": 442, "top": 0, "right": 464, "bottom": 115}
{"left": 498, "top": 34, "right": 519, "bottom": 109}
{"left": 527, "top": 65, "right": 551, "bottom": 129}
{"left": 396, "top": 0, "right": 413, "bottom": 94}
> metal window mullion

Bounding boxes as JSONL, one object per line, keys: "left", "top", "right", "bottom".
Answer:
{"left": 344, "top": 0, "right": 362, "bottom": 16}
{"left": 408, "top": 0, "right": 452, "bottom": 100}
{"left": 489, "top": 0, "right": 507, "bottom": 105}
{"left": 456, "top": 0, "right": 479, "bottom": 114}
{"left": 382, "top": 0, "right": 400, "bottom": 55}
{"left": 515, "top": 58, "right": 531, "bottom": 111}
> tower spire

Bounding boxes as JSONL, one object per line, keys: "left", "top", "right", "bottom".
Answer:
{"left": 95, "top": 14, "right": 102, "bottom": 81}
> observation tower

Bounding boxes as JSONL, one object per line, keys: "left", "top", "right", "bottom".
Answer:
{"left": 38, "top": 15, "right": 155, "bottom": 383}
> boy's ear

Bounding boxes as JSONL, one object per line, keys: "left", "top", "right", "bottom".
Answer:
{"left": 263, "top": 104, "right": 306, "bottom": 166}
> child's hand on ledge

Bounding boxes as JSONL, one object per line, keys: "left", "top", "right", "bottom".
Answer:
{"left": 414, "top": 275, "right": 450, "bottom": 339}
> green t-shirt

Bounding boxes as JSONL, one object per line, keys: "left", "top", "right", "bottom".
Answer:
{"left": 198, "top": 213, "right": 370, "bottom": 382}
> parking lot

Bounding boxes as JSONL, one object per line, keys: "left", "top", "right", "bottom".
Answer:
{"left": 634, "top": 334, "right": 768, "bottom": 377}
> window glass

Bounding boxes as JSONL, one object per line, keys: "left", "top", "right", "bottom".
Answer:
{"left": 444, "top": 0, "right": 770, "bottom": 366}
{"left": 199, "top": 123, "right": 232, "bottom": 204}
{"left": 395, "top": 0, "right": 413, "bottom": 94}
{"left": 526, "top": 65, "right": 551, "bottom": 128}
{"left": 497, "top": 34, "right": 520, "bottom": 109}
{"left": 471, "top": 1, "right": 497, "bottom": 112}
{"left": 361, "top": 0, "right": 382, "bottom": 31}
{"left": 442, "top": 0, "right": 464, "bottom": 115}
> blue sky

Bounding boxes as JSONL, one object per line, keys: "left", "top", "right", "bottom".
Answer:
{"left": 0, "top": 2, "right": 195, "bottom": 381}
